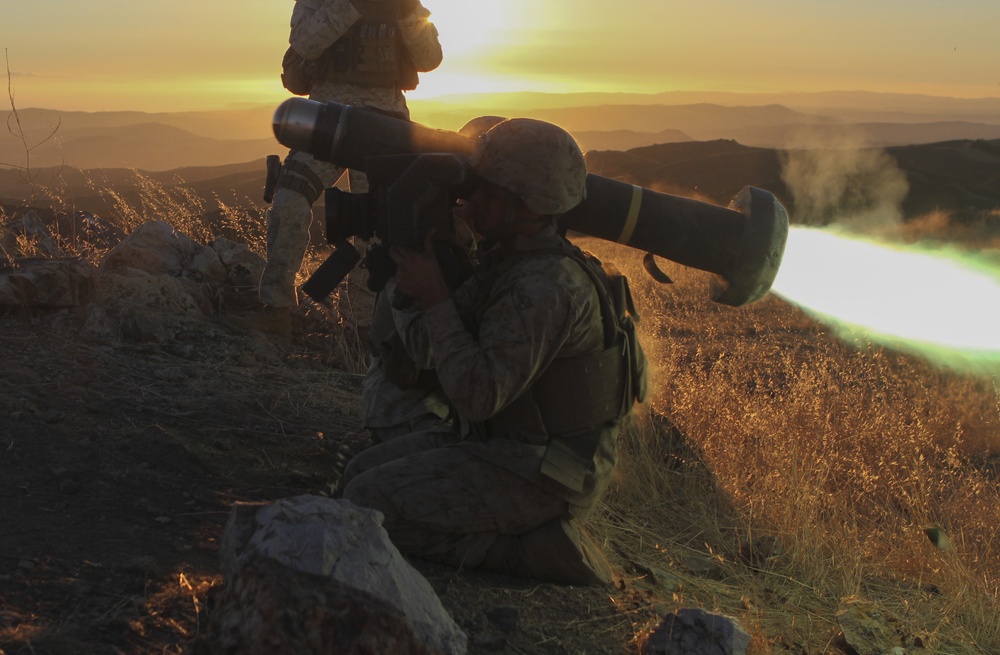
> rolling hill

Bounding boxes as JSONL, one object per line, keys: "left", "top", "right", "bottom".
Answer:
{"left": 4, "top": 90, "right": 1000, "bottom": 172}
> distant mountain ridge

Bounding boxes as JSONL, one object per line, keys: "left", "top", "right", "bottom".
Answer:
{"left": 415, "top": 89, "right": 1000, "bottom": 124}
{"left": 3, "top": 90, "right": 1000, "bottom": 172}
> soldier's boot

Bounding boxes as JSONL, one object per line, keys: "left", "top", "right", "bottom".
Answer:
{"left": 520, "top": 518, "right": 613, "bottom": 586}
{"left": 481, "top": 519, "right": 613, "bottom": 587}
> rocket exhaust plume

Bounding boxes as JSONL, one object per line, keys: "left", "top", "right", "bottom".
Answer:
{"left": 772, "top": 227, "right": 1000, "bottom": 370}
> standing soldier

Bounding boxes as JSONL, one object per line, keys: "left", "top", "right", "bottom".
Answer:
{"left": 259, "top": 0, "right": 442, "bottom": 332}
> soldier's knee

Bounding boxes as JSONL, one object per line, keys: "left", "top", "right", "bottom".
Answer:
{"left": 269, "top": 186, "right": 314, "bottom": 216}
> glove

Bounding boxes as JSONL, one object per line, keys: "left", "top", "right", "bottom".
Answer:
{"left": 351, "top": 0, "right": 401, "bottom": 22}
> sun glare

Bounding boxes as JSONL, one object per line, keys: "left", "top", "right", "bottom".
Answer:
{"left": 408, "top": 0, "right": 567, "bottom": 99}
{"left": 421, "top": 0, "right": 509, "bottom": 58}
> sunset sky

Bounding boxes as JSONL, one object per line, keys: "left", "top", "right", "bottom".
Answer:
{"left": 3, "top": 0, "right": 1000, "bottom": 113}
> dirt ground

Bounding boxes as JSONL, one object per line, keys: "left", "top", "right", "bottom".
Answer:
{"left": 0, "top": 307, "right": 658, "bottom": 655}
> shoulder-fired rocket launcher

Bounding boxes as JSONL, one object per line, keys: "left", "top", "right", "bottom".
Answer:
{"left": 272, "top": 97, "right": 788, "bottom": 306}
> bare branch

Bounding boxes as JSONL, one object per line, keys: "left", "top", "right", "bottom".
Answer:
{"left": 4, "top": 49, "right": 61, "bottom": 204}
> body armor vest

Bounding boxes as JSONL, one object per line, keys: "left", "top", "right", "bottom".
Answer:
{"left": 472, "top": 239, "right": 647, "bottom": 491}
{"left": 327, "top": 21, "right": 418, "bottom": 89}
{"left": 470, "top": 240, "right": 646, "bottom": 468}
{"left": 281, "top": 21, "right": 419, "bottom": 96}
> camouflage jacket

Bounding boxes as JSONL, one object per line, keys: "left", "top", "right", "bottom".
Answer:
{"left": 290, "top": 0, "right": 442, "bottom": 114}
{"left": 361, "top": 279, "right": 453, "bottom": 430}
{"left": 396, "top": 224, "right": 634, "bottom": 505}
{"left": 414, "top": 225, "right": 608, "bottom": 429}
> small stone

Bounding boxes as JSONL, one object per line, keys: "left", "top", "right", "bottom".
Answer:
{"left": 681, "top": 556, "right": 727, "bottom": 581}
{"left": 649, "top": 567, "right": 683, "bottom": 591}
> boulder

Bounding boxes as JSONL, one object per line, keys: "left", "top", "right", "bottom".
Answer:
{"left": 101, "top": 220, "right": 226, "bottom": 283}
{"left": 218, "top": 495, "right": 468, "bottom": 655}
{"left": 209, "top": 236, "right": 265, "bottom": 291}
{"left": 0, "top": 257, "right": 96, "bottom": 307}
{"left": 643, "top": 608, "right": 751, "bottom": 655}
{"left": 197, "top": 555, "right": 444, "bottom": 655}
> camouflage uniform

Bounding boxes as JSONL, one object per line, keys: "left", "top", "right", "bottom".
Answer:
{"left": 344, "top": 223, "right": 628, "bottom": 582}
{"left": 360, "top": 278, "right": 455, "bottom": 442}
{"left": 360, "top": 120, "right": 495, "bottom": 443}
{"left": 260, "top": 0, "right": 442, "bottom": 309}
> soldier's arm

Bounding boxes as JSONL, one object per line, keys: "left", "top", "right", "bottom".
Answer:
{"left": 289, "top": 0, "right": 363, "bottom": 60}
{"left": 391, "top": 289, "right": 436, "bottom": 370}
{"left": 421, "top": 268, "right": 579, "bottom": 422}
{"left": 398, "top": 3, "right": 443, "bottom": 72}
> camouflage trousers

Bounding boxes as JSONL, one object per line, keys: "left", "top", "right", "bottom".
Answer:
{"left": 341, "top": 430, "right": 572, "bottom": 571}
{"left": 260, "top": 150, "right": 375, "bottom": 327}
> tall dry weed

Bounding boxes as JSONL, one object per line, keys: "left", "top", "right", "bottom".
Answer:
{"left": 92, "top": 169, "right": 213, "bottom": 241}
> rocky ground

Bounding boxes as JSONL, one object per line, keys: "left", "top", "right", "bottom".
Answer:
{"left": 0, "top": 212, "right": 667, "bottom": 654}
{"left": 0, "top": 299, "right": 669, "bottom": 654}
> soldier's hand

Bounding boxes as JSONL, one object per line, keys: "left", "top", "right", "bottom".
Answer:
{"left": 351, "top": 0, "right": 400, "bottom": 23}
{"left": 390, "top": 231, "right": 452, "bottom": 309}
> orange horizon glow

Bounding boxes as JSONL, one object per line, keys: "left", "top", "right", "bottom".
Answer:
{"left": 3, "top": 1, "right": 1000, "bottom": 114}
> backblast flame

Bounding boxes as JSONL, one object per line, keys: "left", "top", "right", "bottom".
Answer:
{"left": 772, "top": 227, "right": 1000, "bottom": 369}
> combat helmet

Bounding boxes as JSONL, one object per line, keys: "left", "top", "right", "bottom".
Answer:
{"left": 458, "top": 115, "right": 506, "bottom": 139}
{"left": 471, "top": 118, "right": 587, "bottom": 216}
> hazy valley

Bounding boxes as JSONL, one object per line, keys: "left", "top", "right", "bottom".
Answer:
{"left": 4, "top": 90, "right": 1000, "bottom": 173}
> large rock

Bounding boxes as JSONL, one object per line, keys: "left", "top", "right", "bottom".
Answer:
{"left": 0, "top": 257, "right": 96, "bottom": 307}
{"left": 101, "top": 220, "right": 227, "bottom": 283}
{"left": 91, "top": 222, "right": 254, "bottom": 340}
{"left": 96, "top": 221, "right": 219, "bottom": 328}
{"left": 0, "top": 213, "right": 98, "bottom": 307}
{"left": 643, "top": 608, "right": 751, "bottom": 655}
{"left": 209, "top": 236, "right": 265, "bottom": 291}
{"left": 96, "top": 267, "right": 204, "bottom": 317}
{"left": 0, "top": 216, "right": 266, "bottom": 320}
{"left": 196, "top": 555, "right": 444, "bottom": 655}
{"left": 218, "top": 495, "right": 468, "bottom": 655}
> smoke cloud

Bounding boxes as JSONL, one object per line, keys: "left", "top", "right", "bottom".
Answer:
{"left": 779, "top": 129, "right": 909, "bottom": 231}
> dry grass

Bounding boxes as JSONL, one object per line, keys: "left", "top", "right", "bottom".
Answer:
{"left": 579, "top": 237, "right": 999, "bottom": 654}
{"left": 91, "top": 168, "right": 269, "bottom": 255}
